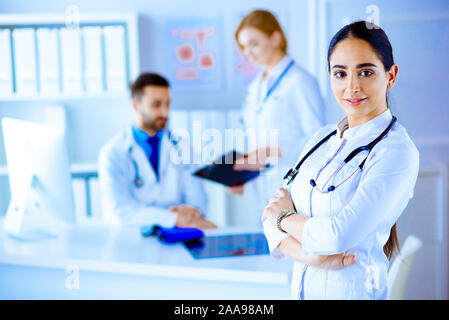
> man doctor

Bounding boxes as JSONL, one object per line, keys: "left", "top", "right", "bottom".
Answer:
{"left": 98, "top": 72, "right": 216, "bottom": 230}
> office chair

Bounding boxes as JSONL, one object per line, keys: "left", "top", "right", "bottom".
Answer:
{"left": 387, "top": 234, "right": 423, "bottom": 300}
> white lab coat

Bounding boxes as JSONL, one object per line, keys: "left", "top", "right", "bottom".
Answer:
{"left": 98, "top": 127, "right": 207, "bottom": 228}
{"left": 241, "top": 55, "right": 325, "bottom": 221}
{"left": 264, "top": 109, "right": 420, "bottom": 299}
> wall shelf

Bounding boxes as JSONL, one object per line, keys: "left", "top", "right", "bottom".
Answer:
{"left": 0, "top": 13, "right": 140, "bottom": 100}
{"left": 0, "top": 92, "right": 131, "bottom": 101}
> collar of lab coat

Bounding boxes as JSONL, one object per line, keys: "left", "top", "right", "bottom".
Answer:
{"left": 263, "top": 54, "right": 294, "bottom": 89}
{"left": 336, "top": 108, "right": 393, "bottom": 140}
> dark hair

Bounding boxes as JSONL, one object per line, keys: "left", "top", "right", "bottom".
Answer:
{"left": 130, "top": 72, "right": 170, "bottom": 99}
{"left": 328, "top": 21, "right": 399, "bottom": 260}
{"left": 327, "top": 20, "right": 394, "bottom": 72}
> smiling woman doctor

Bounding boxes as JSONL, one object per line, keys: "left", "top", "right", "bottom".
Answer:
{"left": 230, "top": 10, "right": 325, "bottom": 222}
{"left": 262, "top": 21, "right": 420, "bottom": 300}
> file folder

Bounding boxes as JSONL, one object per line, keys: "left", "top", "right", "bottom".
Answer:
{"left": 82, "top": 27, "right": 103, "bottom": 93}
{"left": 60, "top": 28, "right": 83, "bottom": 93}
{"left": 12, "top": 28, "right": 37, "bottom": 95}
{"left": 0, "top": 29, "right": 13, "bottom": 96}
{"left": 36, "top": 28, "right": 60, "bottom": 94}
{"left": 103, "top": 25, "right": 127, "bottom": 92}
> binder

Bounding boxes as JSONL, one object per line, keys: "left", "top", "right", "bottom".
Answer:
{"left": 36, "top": 28, "right": 60, "bottom": 94}
{"left": 103, "top": 25, "right": 127, "bottom": 92}
{"left": 82, "top": 27, "right": 103, "bottom": 93}
{"left": 60, "top": 28, "right": 83, "bottom": 93}
{"left": 12, "top": 28, "right": 37, "bottom": 95}
{"left": 0, "top": 29, "right": 13, "bottom": 96}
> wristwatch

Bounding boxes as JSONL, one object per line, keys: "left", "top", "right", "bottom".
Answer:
{"left": 276, "top": 209, "right": 295, "bottom": 233}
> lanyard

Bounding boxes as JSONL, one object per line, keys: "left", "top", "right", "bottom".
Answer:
{"left": 256, "top": 60, "right": 295, "bottom": 114}
{"left": 263, "top": 60, "right": 295, "bottom": 103}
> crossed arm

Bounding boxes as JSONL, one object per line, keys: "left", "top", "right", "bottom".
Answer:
{"left": 262, "top": 188, "right": 355, "bottom": 269}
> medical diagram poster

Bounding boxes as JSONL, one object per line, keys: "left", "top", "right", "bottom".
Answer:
{"left": 164, "top": 18, "right": 223, "bottom": 90}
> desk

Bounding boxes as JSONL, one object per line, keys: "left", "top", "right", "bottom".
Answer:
{"left": 0, "top": 222, "right": 293, "bottom": 299}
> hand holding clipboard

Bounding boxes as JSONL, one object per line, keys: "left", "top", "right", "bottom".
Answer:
{"left": 233, "top": 146, "right": 281, "bottom": 171}
{"left": 193, "top": 150, "right": 272, "bottom": 187}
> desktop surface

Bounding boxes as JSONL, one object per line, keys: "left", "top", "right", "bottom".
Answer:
{"left": 0, "top": 221, "right": 293, "bottom": 299}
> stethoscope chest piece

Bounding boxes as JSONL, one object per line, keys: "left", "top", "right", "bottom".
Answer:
{"left": 134, "top": 178, "right": 143, "bottom": 188}
{"left": 129, "top": 145, "right": 144, "bottom": 188}
{"left": 284, "top": 168, "right": 298, "bottom": 186}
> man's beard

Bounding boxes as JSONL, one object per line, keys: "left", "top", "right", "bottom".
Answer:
{"left": 143, "top": 117, "right": 167, "bottom": 132}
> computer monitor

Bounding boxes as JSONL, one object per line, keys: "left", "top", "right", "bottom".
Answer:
{"left": 1, "top": 117, "right": 76, "bottom": 240}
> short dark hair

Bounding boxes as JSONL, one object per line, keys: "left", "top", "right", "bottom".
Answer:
{"left": 130, "top": 72, "right": 170, "bottom": 99}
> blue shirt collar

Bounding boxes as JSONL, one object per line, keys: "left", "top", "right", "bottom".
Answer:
{"left": 132, "top": 125, "right": 163, "bottom": 144}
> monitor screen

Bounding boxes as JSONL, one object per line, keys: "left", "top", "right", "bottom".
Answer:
{"left": 2, "top": 117, "right": 76, "bottom": 239}
{"left": 183, "top": 233, "right": 269, "bottom": 259}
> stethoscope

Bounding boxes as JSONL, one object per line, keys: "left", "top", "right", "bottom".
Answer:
{"left": 256, "top": 59, "right": 295, "bottom": 114}
{"left": 128, "top": 130, "right": 180, "bottom": 188}
{"left": 129, "top": 145, "right": 144, "bottom": 188}
{"left": 283, "top": 116, "right": 398, "bottom": 193}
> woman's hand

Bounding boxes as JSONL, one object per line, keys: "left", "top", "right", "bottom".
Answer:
{"left": 227, "top": 184, "right": 244, "bottom": 195}
{"left": 278, "top": 237, "right": 356, "bottom": 270}
{"left": 262, "top": 188, "right": 295, "bottom": 224}
{"left": 310, "top": 252, "right": 357, "bottom": 269}
{"left": 233, "top": 146, "right": 281, "bottom": 171}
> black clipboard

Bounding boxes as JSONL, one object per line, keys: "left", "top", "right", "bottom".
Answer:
{"left": 183, "top": 233, "right": 269, "bottom": 259}
{"left": 193, "top": 150, "right": 271, "bottom": 187}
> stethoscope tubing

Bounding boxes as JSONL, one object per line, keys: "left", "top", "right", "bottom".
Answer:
{"left": 127, "top": 130, "right": 180, "bottom": 188}
{"left": 284, "top": 116, "right": 397, "bottom": 192}
{"left": 128, "top": 146, "right": 144, "bottom": 188}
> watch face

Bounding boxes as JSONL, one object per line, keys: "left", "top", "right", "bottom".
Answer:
{"left": 277, "top": 210, "right": 294, "bottom": 233}
{"left": 279, "top": 210, "right": 290, "bottom": 218}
